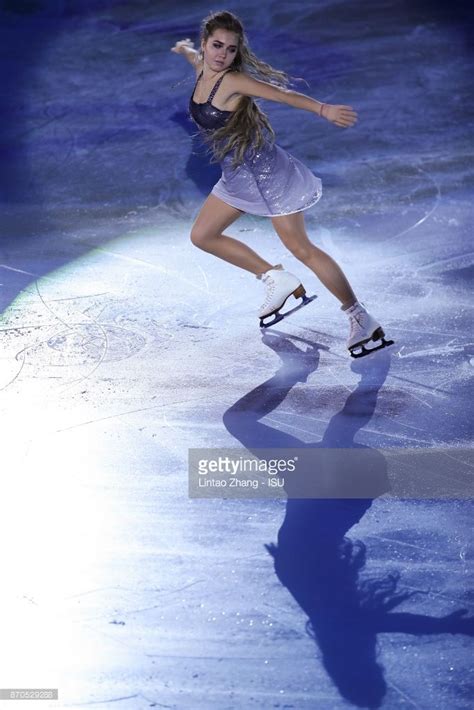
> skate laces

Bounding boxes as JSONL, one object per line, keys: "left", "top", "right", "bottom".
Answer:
{"left": 349, "top": 311, "right": 366, "bottom": 336}
{"left": 260, "top": 273, "right": 277, "bottom": 308}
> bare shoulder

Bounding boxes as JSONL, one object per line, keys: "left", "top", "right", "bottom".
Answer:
{"left": 220, "top": 70, "right": 251, "bottom": 100}
{"left": 224, "top": 71, "right": 288, "bottom": 103}
{"left": 224, "top": 70, "right": 249, "bottom": 90}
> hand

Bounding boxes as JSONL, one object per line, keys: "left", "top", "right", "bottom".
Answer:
{"left": 322, "top": 104, "right": 358, "bottom": 128}
{"left": 440, "top": 609, "right": 474, "bottom": 635}
{"left": 170, "top": 38, "right": 195, "bottom": 55}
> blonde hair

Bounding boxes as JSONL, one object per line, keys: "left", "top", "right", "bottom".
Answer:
{"left": 197, "top": 10, "right": 290, "bottom": 168}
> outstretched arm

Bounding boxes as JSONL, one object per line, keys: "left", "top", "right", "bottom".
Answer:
{"left": 170, "top": 38, "right": 201, "bottom": 67}
{"left": 375, "top": 609, "right": 474, "bottom": 636}
{"left": 229, "top": 73, "right": 357, "bottom": 129}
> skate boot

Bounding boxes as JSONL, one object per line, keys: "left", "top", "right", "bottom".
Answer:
{"left": 258, "top": 265, "right": 316, "bottom": 328}
{"left": 344, "top": 301, "right": 394, "bottom": 358}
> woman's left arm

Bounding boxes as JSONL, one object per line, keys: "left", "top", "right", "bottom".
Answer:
{"left": 230, "top": 73, "right": 358, "bottom": 129}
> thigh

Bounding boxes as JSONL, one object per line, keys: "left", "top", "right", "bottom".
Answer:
{"left": 192, "top": 193, "right": 244, "bottom": 238}
{"left": 271, "top": 211, "right": 312, "bottom": 249}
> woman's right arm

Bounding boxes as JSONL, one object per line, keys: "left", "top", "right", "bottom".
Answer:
{"left": 170, "top": 39, "right": 201, "bottom": 67}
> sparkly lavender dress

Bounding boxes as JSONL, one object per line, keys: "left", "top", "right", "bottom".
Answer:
{"left": 189, "top": 70, "right": 322, "bottom": 217}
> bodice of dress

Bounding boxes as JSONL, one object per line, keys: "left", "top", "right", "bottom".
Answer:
{"left": 189, "top": 69, "right": 234, "bottom": 131}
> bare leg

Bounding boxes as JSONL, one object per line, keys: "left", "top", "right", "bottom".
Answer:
{"left": 191, "top": 194, "right": 273, "bottom": 275}
{"left": 271, "top": 211, "right": 357, "bottom": 308}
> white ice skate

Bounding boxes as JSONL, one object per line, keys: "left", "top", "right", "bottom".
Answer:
{"left": 345, "top": 301, "right": 394, "bottom": 358}
{"left": 258, "top": 265, "right": 316, "bottom": 328}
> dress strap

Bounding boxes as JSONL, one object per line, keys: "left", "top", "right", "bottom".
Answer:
{"left": 207, "top": 69, "right": 232, "bottom": 103}
{"left": 192, "top": 70, "right": 203, "bottom": 93}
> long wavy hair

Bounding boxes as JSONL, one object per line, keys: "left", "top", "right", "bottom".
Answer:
{"left": 196, "top": 11, "right": 290, "bottom": 168}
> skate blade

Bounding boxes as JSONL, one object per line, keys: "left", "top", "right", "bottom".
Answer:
{"left": 259, "top": 294, "right": 317, "bottom": 329}
{"left": 349, "top": 329, "right": 395, "bottom": 359}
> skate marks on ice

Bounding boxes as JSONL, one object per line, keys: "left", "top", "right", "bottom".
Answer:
{"left": 252, "top": 324, "right": 462, "bottom": 449}
{"left": 0, "top": 287, "right": 166, "bottom": 395}
{"left": 0, "top": 228, "right": 231, "bottom": 393}
{"left": 347, "top": 158, "right": 442, "bottom": 245}
{"left": 222, "top": 333, "right": 473, "bottom": 708}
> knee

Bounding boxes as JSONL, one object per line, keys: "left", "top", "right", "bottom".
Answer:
{"left": 190, "top": 225, "right": 212, "bottom": 250}
{"left": 287, "top": 242, "right": 315, "bottom": 263}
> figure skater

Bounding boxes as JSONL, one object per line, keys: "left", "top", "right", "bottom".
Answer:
{"left": 171, "top": 10, "right": 393, "bottom": 357}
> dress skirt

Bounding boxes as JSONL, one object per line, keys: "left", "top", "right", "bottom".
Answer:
{"left": 211, "top": 139, "right": 322, "bottom": 217}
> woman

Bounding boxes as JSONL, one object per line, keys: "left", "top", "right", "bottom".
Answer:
{"left": 171, "top": 10, "right": 393, "bottom": 358}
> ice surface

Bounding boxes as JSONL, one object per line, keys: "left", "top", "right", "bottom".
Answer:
{"left": 0, "top": 1, "right": 472, "bottom": 708}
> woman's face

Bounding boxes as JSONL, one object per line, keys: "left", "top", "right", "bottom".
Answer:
{"left": 201, "top": 29, "right": 240, "bottom": 71}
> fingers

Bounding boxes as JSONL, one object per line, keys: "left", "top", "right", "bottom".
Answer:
{"left": 334, "top": 120, "right": 356, "bottom": 128}
{"left": 335, "top": 106, "right": 358, "bottom": 128}
{"left": 447, "top": 609, "right": 468, "bottom": 619}
{"left": 323, "top": 104, "right": 358, "bottom": 128}
{"left": 171, "top": 38, "right": 194, "bottom": 53}
{"left": 172, "top": 38, "right": 193, "bottom": 48}
{"left": 336, "top": 120, "right": 357, "bottom": 128}
{"left": 341, "top": 112, "right": 358, "bottom": 121}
